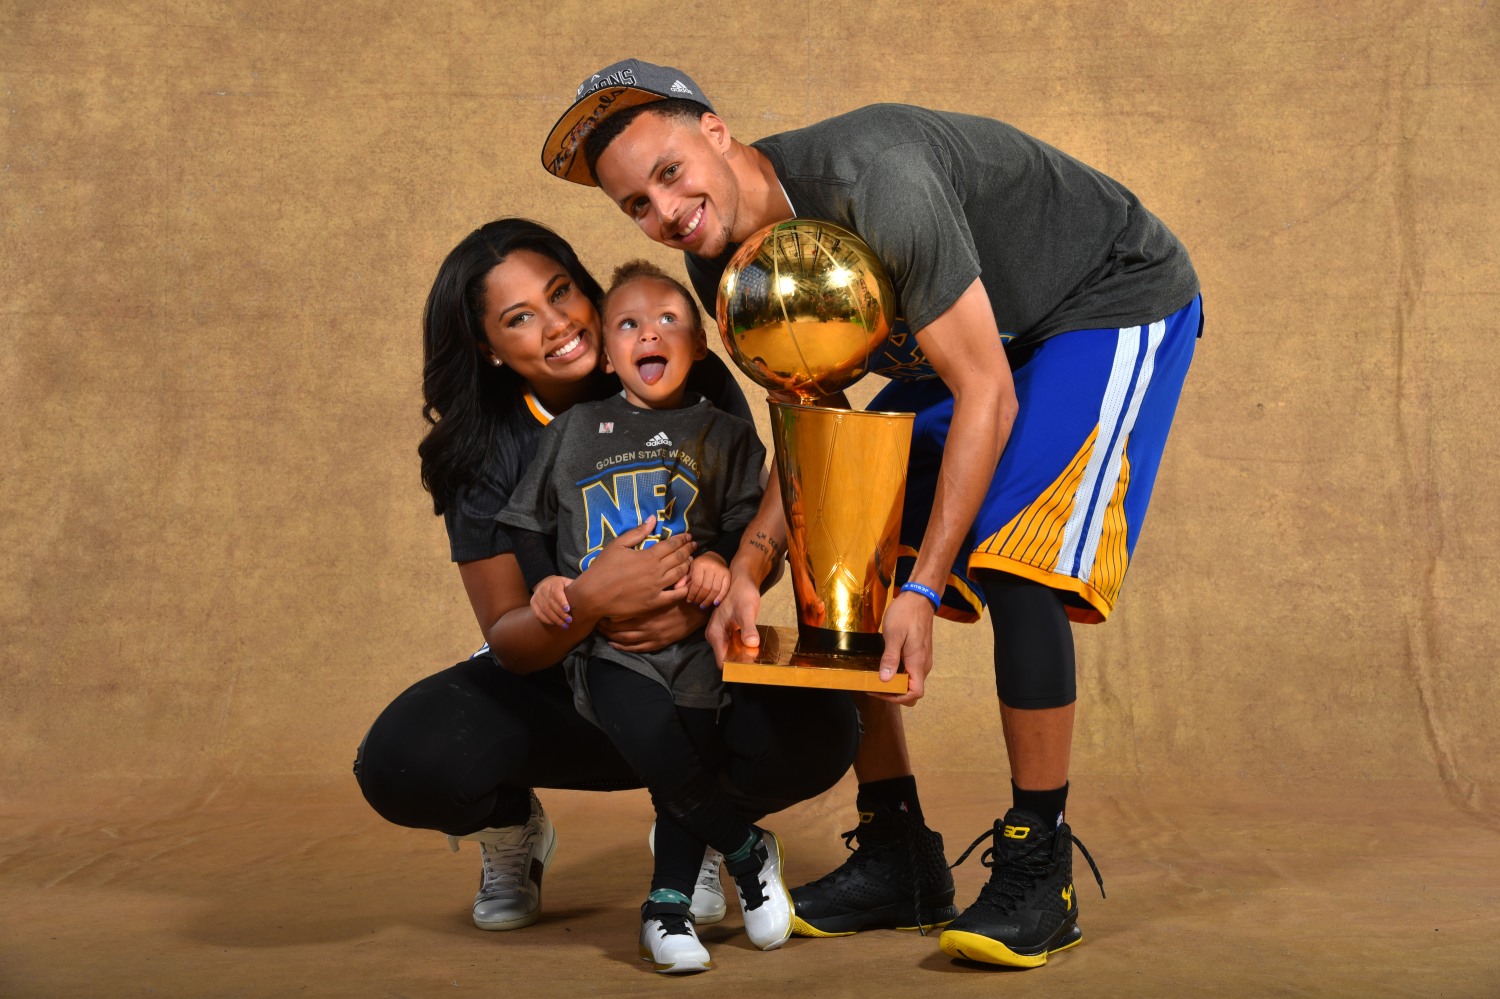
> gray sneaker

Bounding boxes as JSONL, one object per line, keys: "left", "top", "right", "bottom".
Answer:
{"left": 647, "top": 822, "right": 728, "bottom": 925}
{"left": 446, "top": 792, "right": 557, "bottom": 930}
{"left": 691, "top": 847, "right": 728, "bottom": 925}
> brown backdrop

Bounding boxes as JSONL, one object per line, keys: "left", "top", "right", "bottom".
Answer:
{"left": 3, "top": 2, "right": 1498, "bottom": 996}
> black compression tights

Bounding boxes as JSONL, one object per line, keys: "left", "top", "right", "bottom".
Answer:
{"left": 976, "top": 570, "right": 1078, "bottom": 710}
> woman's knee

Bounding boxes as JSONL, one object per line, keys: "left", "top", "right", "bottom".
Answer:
{"left": 353, "top": 664, "right": 533, "bottom": 831}
{"left": 721, "top": 687, "right": 859, "bottom": 807}
{"left": 355, "top": 713, "right": 491, "bottom": 831}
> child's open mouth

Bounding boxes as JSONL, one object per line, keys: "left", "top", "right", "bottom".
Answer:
{"left": 636, "top": 355, "right": 668, "bottom": 385}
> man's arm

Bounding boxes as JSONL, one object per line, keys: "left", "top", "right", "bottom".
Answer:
{"left": 873, "top": 277, "right": 1017, "bottom": 704}
{"left": 705, "top": 478, "right": 788, "bottom": 663}
{"left": 703, "top": 390, "right": 849, "bottom": 663}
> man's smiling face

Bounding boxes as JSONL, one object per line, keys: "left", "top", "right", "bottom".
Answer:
{"left": 592, "top": 110, "right": 743, "bottom": 259}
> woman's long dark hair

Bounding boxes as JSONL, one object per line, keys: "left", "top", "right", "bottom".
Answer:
{"left": 417, "top": 219, "right": 605, "bottom": 515}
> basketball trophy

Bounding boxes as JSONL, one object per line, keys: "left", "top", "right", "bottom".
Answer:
{"left": 716, "top": 219, "right": 913, "bottom": 693}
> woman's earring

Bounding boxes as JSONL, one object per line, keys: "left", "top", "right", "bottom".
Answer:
{"left": 490, "top": 357, "right": 502, "bottom": 367}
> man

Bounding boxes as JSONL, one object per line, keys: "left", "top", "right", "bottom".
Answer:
{"left": 540, "top": 59, "right": 1201, "bottom": 968}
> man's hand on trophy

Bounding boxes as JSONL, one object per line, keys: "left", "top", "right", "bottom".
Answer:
{"left": 870, "top": 591, "right": 936, "bottom": 705}
{"left": 706, "top": 574, "right": 764, "bottom": 667}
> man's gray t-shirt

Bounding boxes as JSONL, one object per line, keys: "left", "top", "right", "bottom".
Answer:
{"left": 496, "top": 393, "right": 765, "bottom": 721}
{"left": 688, "top": 104, "right": 1199, "bottom": 369}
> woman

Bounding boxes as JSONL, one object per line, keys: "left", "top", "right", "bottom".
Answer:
{"left": 353, "top": 219, "right": 858, "bottom": 935}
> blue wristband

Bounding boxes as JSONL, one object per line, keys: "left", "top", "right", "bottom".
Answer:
{"left": 899, "top": 581, "right": 942, "bottom": 611}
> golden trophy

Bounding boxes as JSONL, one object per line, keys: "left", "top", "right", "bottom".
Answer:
{"left": 716, "top": 219, "right": 913, "bottom": 693}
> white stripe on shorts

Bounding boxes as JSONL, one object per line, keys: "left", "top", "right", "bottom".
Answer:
{"left": 1055, "top": 320, "right": 1167, "bottom": 582}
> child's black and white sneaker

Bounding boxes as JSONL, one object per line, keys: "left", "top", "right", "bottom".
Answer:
{"left": 639, "top": 898, "right": 712, "bottom": 974}
{"left": 725, "top": 828, "right": 793, "bottom": 951}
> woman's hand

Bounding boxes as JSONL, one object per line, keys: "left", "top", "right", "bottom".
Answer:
{"left": 567, "top": 516, "right": 695, "bottom": 620}
{"left": 471, "top": 517, "right": 694, "bottom": 675}
{"left": 598, "top": 601, "right": 711, "bottom": 653}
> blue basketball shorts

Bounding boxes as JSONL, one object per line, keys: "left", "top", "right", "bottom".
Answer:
{"left": 869, "top": 295, "right": 1202, "bottom": 625}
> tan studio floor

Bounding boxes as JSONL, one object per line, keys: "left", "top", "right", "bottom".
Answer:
{"left": 2, "top": 772, "right": 1497, "bottom": 998}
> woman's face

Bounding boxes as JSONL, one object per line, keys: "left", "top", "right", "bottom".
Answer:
{"left": 480, "top": 249, "right": 603, "bottom": 394}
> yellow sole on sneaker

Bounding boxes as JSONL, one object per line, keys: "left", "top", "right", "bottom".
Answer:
{"left": 938, "top": 926, "right": 1082, "bottom": 968}
{"left": 790, "top": 915, "right": 855, "bottom": 938}
{"left": 790, "top": 915, "right": 954, "bottom": 938}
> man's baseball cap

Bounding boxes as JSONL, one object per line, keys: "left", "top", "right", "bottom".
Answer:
{"left": 541, "top": 58, "right": 714, "bottom": 187}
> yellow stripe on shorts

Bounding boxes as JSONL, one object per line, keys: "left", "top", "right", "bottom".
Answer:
{"left": 969, "top": 427, "right": 1134, "bottom": 624}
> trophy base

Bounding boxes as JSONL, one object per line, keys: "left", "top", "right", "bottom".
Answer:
{"left": 723, "top": 626, "right": 909, "bottom": 694}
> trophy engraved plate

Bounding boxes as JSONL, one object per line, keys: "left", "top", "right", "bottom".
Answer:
{"left": 715, "top": 219, "right": 913, "bottom": 693}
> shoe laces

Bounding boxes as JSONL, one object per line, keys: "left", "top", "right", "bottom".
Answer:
{"left": 476, "top": 832, "right": 533, "bottom": 897}
{"left": 895, "top": 815, "right": 937, "bottom": 937}
{"left": 650, "top": 910, "right": 695, "bottom": 937}
{"left": 696, "top": 850, "right": 724, "bottom": 893}
{"left": 951, "top": 820, "right": 1105, "bottom": 911}
{"left": 810, "top": 823, "right": 899, "bottom": 885}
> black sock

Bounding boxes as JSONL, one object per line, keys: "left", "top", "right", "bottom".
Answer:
{"left": 856, "top": 775, "right": 924, "bottom": 824}
{"left": 1011, "top": 781, "right": 1068, "bottom": 830}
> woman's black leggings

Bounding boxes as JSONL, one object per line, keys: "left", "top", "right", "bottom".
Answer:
{"left": 354, "top": 654, "right": 859, "bottom": 839}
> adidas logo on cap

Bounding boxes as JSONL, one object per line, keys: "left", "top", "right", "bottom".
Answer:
{"left": 670, "top": 79, "right": 693, "bottom": 95}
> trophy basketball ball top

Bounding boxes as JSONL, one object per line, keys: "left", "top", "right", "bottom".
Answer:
{"left": 716, "top": 219, "right": 914, "bottom": 694}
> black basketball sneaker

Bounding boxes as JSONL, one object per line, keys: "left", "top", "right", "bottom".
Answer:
{"left": 790, "top": 803, "right": 957, "bottom": 936}
{"left": 939, "top": 809, "right": 1104, "bottom": 968}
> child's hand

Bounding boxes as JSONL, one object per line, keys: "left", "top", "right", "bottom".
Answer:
{"left": 684, "top": 552, "right": 730, "bottom": 609}
{"left": 530, "top": 575, "right": 573, "bottom": 629}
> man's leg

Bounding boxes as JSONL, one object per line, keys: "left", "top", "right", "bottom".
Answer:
{"left": 1002, "top": 702, "right": 1075, "bottom": 792}
{"left": 938, "top": 571, "right": 1097, "bottom": 967}
{"left": 851, "top": 694, "right": 912, "bottom": 780}
{"left": 788, "top": 695, "right": 957, "bottom": 936}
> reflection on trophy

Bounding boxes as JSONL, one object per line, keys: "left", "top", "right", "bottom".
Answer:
{"left": 717, "top": 219, "right": 913, "bottom": 693}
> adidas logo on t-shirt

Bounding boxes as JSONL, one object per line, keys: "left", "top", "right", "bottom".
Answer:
{"left": 645, "top": 431, "right": 673, "bottom": 447}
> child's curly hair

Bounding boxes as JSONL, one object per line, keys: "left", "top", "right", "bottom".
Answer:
{"left": 603, "top": 259, "right": 703, "bottom": 332}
